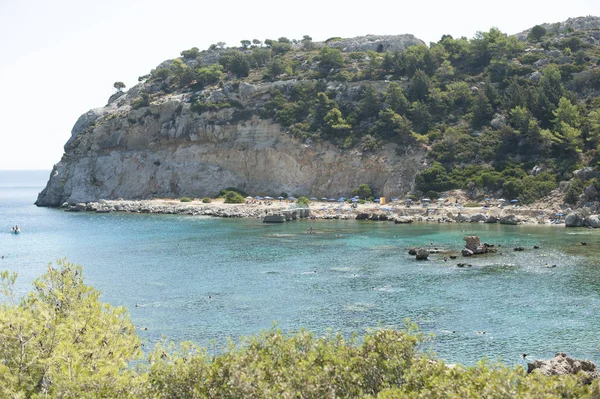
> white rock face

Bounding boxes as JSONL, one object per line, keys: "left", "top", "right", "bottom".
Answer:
{"left": 36, "top": 82, "right": 426, "bottom": 206}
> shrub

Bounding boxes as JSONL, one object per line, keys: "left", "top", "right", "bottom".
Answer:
{"left": 296, "top": 196, "right": 310, "bottom": 207}
{"left": 132, "top": 93, "right": 150, "bottom": 109}
{"left": 223, "top": 191, "right": 245, "bottom": 204}
{"left": 219, "top": 187, "right": 248, "bottom": 198}
{"left": 0, "top": 260, "right": 142, "bottom": 397}
{"left": 179, "top": 197, "right": 192, "bottom": 202}
{"left": 564, "top": 178, "right": 583, "bottom": 204}
{"left": 351, "top": 183, "right": 373, "bottom": 199}
{"left": 202, "top": 197, "right": 211, "bottom": 203}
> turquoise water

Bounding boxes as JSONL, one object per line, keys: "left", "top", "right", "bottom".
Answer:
{"left": 1, "top": 171, "right": 600, "bottom": 366}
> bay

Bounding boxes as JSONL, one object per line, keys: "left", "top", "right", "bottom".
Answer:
{"left": 1, "top": 170, "right": 600, "bottom": 366}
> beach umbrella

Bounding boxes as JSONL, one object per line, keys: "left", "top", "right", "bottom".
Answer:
{"left": 373, "top": 198, "right": 380, "bottom": 203}
{"left": 498, "top": 199, "right": 506, "bottom": 202}
{"left": 246, "top": 196, "right": 253, "bottom": 199}
{"left": 264, "top": 196, "right": 273, "bottom": 200}
{"left": 328, "top": 198, "right": 336, "bottom": 202}
{"left": 422, "top": 198, "right": 431, "bottom": 202}
{"left": 392, "top": 197, "right": 399, "bottom": 201}
{"left": 339, "top": 196, "right": 346, "bottom": 200}
{"left": 556, "top": 212, "right": 564, "bottom": 217}
{"left": 321, "top": 197, "right": 328, "bottom": 200}
{"left": 351, "top": 198, "right": 358, "bottom": 202}
{"left": 288, "top": 196, "right": 297, "bottom": 201}
{"left": 337, "top": 197, "right": 345, "bottom": 202}
{"left": 310, "top": 197, "right": 317, "bottom": 200}
{"left": 255, "top": 196, "right": 264, "bottom": 200}
{"left": 427, "top": 209, "right": 435, "bottom": 213}
{"left": 278, "top": 196, "right": 284, "bottom": 200}
{"left": 484, "top": 197, "right": 491, "bottom": 201}
{"left": 437, "top": 198, "right": 444, "bottom": 202}
{"left": 405, "top": 198, "right": 413, "bottom": 202}
{"left": 511, "top": 199, "right": 519, "bottom": 203}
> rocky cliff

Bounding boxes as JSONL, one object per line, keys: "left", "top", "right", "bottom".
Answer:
{"left": 36, "top": 77, "right": 425, "bottom": 206}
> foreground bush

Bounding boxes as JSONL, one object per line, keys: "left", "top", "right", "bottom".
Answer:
{"left": 0, "top": 260, "right": 143, "bottom": 398}
{"left": 2, "top": 262, "right": 599, "bottom": 398}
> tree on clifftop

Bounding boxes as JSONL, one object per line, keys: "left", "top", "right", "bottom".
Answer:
{"left": 113, "top": 81, "right": 126, "bottom": 92}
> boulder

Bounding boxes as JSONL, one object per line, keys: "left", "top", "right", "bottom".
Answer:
{"left": 565, "top": 212, "right": 584, "bottom": 227}
{"left": 408, "top": 248, "right": 417, "bottom": 255}
{"left": 461, "top": 248, "right": 474, "bottom": 257}
{"left": 499, "top": 215, "right": 519, "bottom": 225}
{"left": 584, "top": 184, "right": 598, "bottom": 200}
{"left": 469, "top": 213, "right": 487, "bottom": 223}
{"left": 485, "top": 215, "right": 499, "bottom": 223}
{"left": 455, "top": 213, "right": 470, "bottom": 223}
{"left": 415, "top": 248, "right": 429, "bottom": 260}
{"left": 472, "top": 246, "right": 487, "bottom": 255}
{"left": 490, "top": 114, "right": 507, "bottom": 129}
{"left": 464, "top": 236, "right": 481, "bottom": 251}
{"left": 584, "top": 215, "right": 600, "bottom": 228}
{"left": 527, "top": 352, "right": 600, "bottom": 383}
{"left": 574, "top": 167, "right": 599, "bottom": 181}
{"left": 355, "top": 213, "right": 369, "bottom": 220}
{"left": 394, "top": 216, "right": 414, "bottom": 224}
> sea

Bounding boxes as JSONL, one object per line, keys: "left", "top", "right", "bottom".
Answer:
{"left": 1, "top": 170, "right": 600, "bottom": 366}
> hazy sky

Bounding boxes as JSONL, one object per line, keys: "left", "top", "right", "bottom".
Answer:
{"left": 1, "top": 0, "right": 599, "bottom": 170}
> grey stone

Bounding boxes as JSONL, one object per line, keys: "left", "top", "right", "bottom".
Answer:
{"left": 485, "top": 215, "right": 499, "bottom": 223}
{"left": 325, "top": 34, "right": 424, "bottom": 53}
{"left": 415, "top": 248, "right": 429, "bottom": 260}
{"left": 490, "top": 114, "right": 507, "bottom": 129}
{"left": 584, "top": 215, "right": 600, "bottom": 228}
{"left": 461, "top": 248, "right": 474, "bottom": 257}
{"left": 499, "top": 215, "right": 519, "bottom": 225}
{"left": 565, "top": 212, "right": 584, "bottom": 227}
{"left": 470, "top": 213, "right": 487, "bottom": 223}
{"left": 527, "top": 352, "right": 600, "bottom": 383}
{"left": 574, "top": 167, "right": 599, "bottom": 181}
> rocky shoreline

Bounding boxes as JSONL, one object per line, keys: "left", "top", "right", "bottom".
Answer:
{"left": 60, "top": 198, "right": 583, "bottom": 227}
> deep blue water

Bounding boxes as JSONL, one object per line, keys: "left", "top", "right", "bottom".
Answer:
{"left": 1, "top": 170, "right": 600, "bottom": 366}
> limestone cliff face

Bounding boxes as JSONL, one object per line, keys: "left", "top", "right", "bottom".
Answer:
{"left": 36, "top": 80, "right": 426, "bottom": 207}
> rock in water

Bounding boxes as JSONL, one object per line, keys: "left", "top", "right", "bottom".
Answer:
{"left": 527, "top": 352, "right": 600, "bottom": 384}
{"left": 499, "top": 215, "right": 518, "bottom": 225}
{"left": 415, "top": 248, "right": 429, "bottom": 260}
{"left": 565, "top": 213, "right": 584, "bottom": 227}
{"left": 584, "top": 215, "right": 600, "bottom": 228}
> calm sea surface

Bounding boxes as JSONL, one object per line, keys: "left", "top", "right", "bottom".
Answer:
{"left": 1, "top": 170, "right": 600, "bottom": 366}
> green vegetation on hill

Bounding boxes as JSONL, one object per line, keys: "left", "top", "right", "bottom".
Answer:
{"left": 132, "top": 24, "right": 600, "bottom": 204}
{"left": 2, "top": 262, "right": 599, "bottom": 397}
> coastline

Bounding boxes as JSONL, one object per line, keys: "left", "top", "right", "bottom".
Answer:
{"left": 64, "top": 197, "right": 566, "bottom": 226}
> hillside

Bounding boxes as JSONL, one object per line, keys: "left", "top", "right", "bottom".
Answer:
{"left": 36, "top": 19, "right": 600, "bottom": 209}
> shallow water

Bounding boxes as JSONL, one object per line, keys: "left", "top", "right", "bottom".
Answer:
{"left": 1, "top": 172, "right": 600, "bottom": 366}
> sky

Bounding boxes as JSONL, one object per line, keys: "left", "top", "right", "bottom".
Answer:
{"left": 1, "top": 0, "right": 599, "bottom": 170}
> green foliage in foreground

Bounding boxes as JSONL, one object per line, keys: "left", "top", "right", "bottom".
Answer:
{"left": 2, "top": 262, "right": 600, "bottom": 398}
{"left": 179, "top": 196, "right": 192, "bottom": 202}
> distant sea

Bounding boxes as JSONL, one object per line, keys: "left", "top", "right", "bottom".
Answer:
{"left": 1, "top": 170, "right": 600, "bottom": 366}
